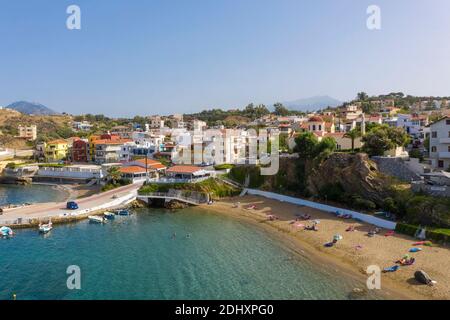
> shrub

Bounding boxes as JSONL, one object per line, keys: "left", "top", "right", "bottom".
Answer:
{"left": 229, "top": 165, "right": 264, "bottom": 188}
{"left": 396, "top": 222, "right": 450, "bottom": 243}
{"left": 318, "top": 183, "right": 346, "bottom": 202}
{"left": 408, "top": 149, "right": 423, "bottom": 161}
{"left": 395, "top": 223, "right": 418, "bottom": 237}
{"left": 214, "top": 164, "right": 235, "bottom": 170}
{"left": 101, "top": 178, "right": 131, "bottom": 192}
{"left": 138, "top": 178, "right": 240, "bottom": 199}
{"left": 5, "top": 162, "right": 17, "bottom": 169}
{"left": 353, "top": 197, "right": 376, "bottom": 210}
{"left": 382, "top": 197, "right": 397, "bottom": 213}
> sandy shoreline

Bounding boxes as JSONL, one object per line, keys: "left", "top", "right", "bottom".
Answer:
{"left": 200, "top": 195, "right": 450, "bottom": 300}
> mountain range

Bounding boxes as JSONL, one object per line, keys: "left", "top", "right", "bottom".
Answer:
{"left": 277, "top": 95, "right": 342, "bottom": 112}
{"left": 6, "top": 101, "right": 58, "bottom": 115}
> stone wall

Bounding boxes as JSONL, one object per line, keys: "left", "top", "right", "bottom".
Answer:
{"left": 372, "top": 157, "right": 421, "bottom": 182}
{"left": 411, "top": 182, "right": 450, "bottom": 197}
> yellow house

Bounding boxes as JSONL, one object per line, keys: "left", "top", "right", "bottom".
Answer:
{"left": 45, "top": 139, "right": 69, "bottom": 162}
{"left": 88, "top": 135, "right": 100, "bottom": 161}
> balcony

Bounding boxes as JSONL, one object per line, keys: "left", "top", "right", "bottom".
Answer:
{"left": 438, "top": 152, "right": 450, "bottom": 158}
{"left": 439, "top": 138, "right": 450, "bottom": 144}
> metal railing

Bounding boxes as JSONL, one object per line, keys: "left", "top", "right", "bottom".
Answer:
{"left": 137, "top": 190, "right": 208, "bottom": 205}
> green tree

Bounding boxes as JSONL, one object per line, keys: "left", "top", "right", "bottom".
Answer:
{"left": 294, "top": 132, "right": 319, "bottom": 158}
{"left": 357, "top": 92, "right": 369, "bottom": 101}
{"left": 362, "top": 125, "right": 408, "bottom": 156}
{"left": 344, "top": 128, "right": 361, "bottom": 151}
{"left": 273, "top": 103, "right": 290, "bottom": 116}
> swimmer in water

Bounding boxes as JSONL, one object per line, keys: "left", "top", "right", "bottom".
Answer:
{"left": 186, "top": 233, "right": 191, "bottom": 238}
{"left": 171, "top": 232, "right": 176, "bottom": 239}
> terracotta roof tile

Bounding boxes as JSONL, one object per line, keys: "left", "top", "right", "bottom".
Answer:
{"left": 166, "top": 165, "right": 202, "bottom": 174}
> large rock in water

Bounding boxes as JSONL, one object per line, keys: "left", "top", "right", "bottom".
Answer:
{"left": 307, "top": 153, "right": 390, "bottom": 205}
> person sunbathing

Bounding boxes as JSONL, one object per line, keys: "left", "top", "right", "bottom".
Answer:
{"left": 305, "top": 224, "right": 318, "bottom": 231}
{"left": 300, "top": 213, "right": 311, "bottom": 220}
{"left": 396, "top": 256, "right": 415, "bottom": 266}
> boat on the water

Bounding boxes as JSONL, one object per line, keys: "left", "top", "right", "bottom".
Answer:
{"left": 88, "top": 216, "right": 105, "bottom": 224}
{"left": 0, "top": 226, "right": 14, "bottom": 237}
{"left": 104, "top": 211, "right": 115, "bottom": 220}
{"left": 117, "top": 209, "right": 130, "bottom": 216}
{"left": 38, "top": 221, "right": 53, "bottom": 234}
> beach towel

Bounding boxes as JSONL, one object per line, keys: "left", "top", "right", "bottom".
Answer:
{"left": 384, "top": 231, "right": 395, "bottom": 237}
{"left": 409, "top": 247, "right": 422, "bottom": 253}
{"left": 383, "top": 265, "right": 399, "bottom": 273}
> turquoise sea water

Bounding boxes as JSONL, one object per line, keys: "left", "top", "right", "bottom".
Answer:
{"left": 0, "top": 184, "right": 68, "bottom": 206}
{"left": 0, "top": 207, "right": 384, "bottom": 300}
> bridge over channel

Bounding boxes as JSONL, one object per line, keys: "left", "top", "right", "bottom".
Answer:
{"left": 137, "top": 191, "right": 209, "bottom": 206}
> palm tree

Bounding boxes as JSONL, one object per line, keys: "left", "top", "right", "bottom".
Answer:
{"left": 107, "top": 166, "right": 122, "bottom": 184}
{"left": 344, "top": 128, "right": 361, "bottom": 152}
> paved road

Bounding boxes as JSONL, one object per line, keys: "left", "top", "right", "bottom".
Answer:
{"left": 0, "top": 149, "right": 34, "bottom": 160}
{"left": 0, "top": 182, "right": 142, "bottom": 225}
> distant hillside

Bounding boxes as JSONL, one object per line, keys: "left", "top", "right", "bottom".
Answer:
{"left": 281, "top": 95, "right": 342, "bottom": 112}
{"left": 0, "top": 109, "right": 73, "bottom": 147}
{"left": 6, "top": 101, "right": 58, "bottom": 115}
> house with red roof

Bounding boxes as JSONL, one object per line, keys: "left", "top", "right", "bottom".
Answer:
{"left": 165, "top": 165, "right": 210, "bottom": 182}
{"left": 118, "top": 165, "right": 153, "bottom": 183}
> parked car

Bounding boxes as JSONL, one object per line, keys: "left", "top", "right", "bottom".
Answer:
{"left": 66, "top": 201, "right": 79, "bottom": 210}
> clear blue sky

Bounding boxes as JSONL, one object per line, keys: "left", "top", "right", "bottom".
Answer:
{"left": 1, "top": 0, "right": 449, "bottom": 117}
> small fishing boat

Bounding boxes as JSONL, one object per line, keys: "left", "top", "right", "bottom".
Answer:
{"left": 103, "top": 211, "right": 115, "bottom": 220}
{"left": 88, "top": 215, "right": 105, "bottom": 224}
{"left": 117, "top": 209, "right": 130, "bottom": 216}
{"left": 38, "top": 221, "right": 53, "bottom": 234}
{"left": 0, "top": 226, "right": 14, "bottom": 237}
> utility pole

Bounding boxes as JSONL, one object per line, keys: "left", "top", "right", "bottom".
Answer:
{"left": 145, "top": 153, "right": 149, "bottom": 183}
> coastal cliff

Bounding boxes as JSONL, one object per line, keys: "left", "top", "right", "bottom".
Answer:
{"left": 307, "top": 153, "right": 391, "bottom": 205}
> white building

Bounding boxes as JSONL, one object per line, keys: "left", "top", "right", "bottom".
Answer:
{"left": 17, "top": 125, "right": 37, "bottom": 141}
{"left": 37, "top": 164, "right": 103, "bottom": 182}
{"left": 397, "top": 114, "right": 429, "bottom": 139}
{"left": 429, "top": 117, "right": 450, "bottom": 170}
{"left": 72, "top": 121, "right": 93, "bottom": 131}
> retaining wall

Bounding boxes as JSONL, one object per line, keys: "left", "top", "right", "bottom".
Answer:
{"left": 245, "top": 189, "right": 397, "bottom": 230}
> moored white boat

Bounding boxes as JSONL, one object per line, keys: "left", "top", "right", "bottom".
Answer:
{"left": 38, "top": 221, "right": 53, "bottom": 234}
{"left": 0, "top": 226, "right": 14, "bottom": 237}
{"left": 88, "top": 215, "right": 105, "bottom": 224}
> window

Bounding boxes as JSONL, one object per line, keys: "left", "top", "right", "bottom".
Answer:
{"left": 448, "top": 146, "right": 450, "bottom": 152}
{"left": 432, "top": 131, "right": 437, "bottom": 138}
{"left": 438, "top": 160, "right": 444, "bottom": 168}
{"left": 431, "top": 146, "right": 437, "bottom": 152}
{"left": 446, "top": 119, "right": 450, "bottom": 125}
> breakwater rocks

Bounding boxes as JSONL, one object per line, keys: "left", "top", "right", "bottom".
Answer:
{"left": 0, "top": 176, "right": 32, "bottom": 185}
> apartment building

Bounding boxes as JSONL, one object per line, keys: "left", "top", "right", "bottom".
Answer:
{"left": 45, "top": 139, "right": 69, "bottom": 162}
{"left": 94, "top": 138, "right": 132, "bottom": 164}
{"left": 429, "top": 117, "right": 450, "bottom": 170}
{"left": 71, "top": 139, "right": 89, "bottom": 162}
{"left": 17, "top": 125, "right": 37, "bottom": 141}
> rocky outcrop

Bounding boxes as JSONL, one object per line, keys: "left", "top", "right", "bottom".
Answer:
{"left": 164, "top": 200, "right": 188, "bottom": 209}
{"left": 307, "top": 153, "right": 391, "bottom": 204}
